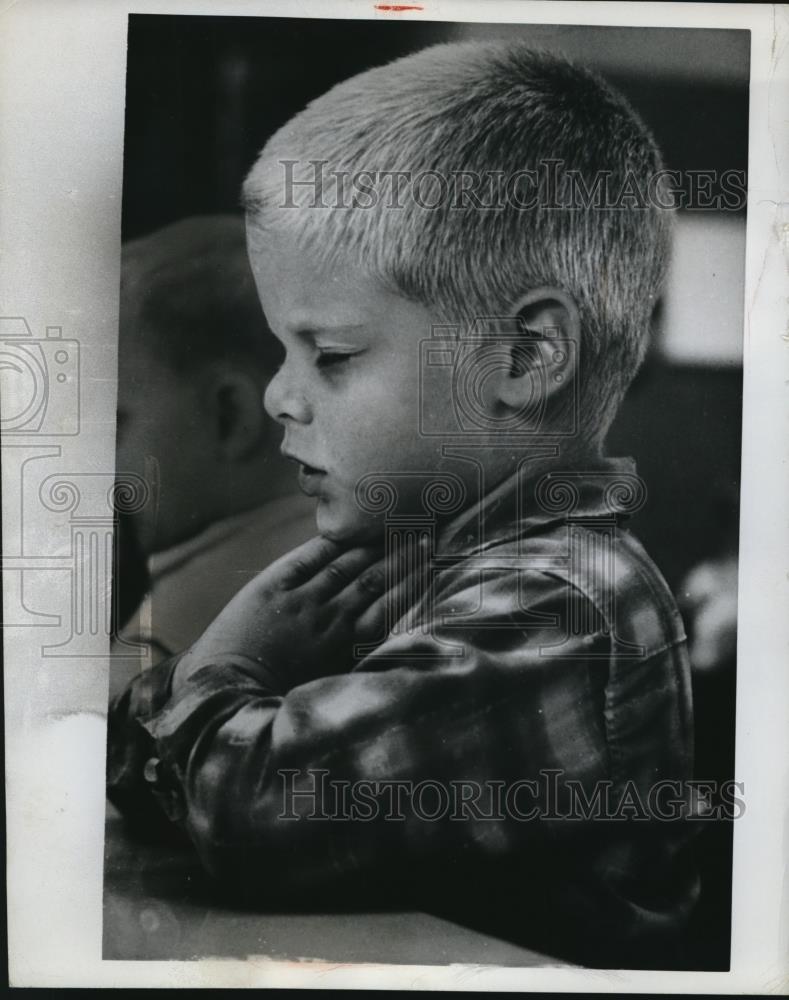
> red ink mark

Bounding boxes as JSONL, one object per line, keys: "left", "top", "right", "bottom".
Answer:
{"left": 374, "top": 4, "right": 424, "bottom": 10}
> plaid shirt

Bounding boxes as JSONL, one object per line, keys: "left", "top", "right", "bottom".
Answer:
{"left": 107, "top": 456, "right": 700, "bottom": 967}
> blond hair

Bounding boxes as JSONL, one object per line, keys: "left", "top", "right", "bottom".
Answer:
{"left": 243, "top": 42, "right": 672, "bottom": 444}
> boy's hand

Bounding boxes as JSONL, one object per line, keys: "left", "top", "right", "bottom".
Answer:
{"left": 172, "top": 536, "right": 413, "bottom": 694}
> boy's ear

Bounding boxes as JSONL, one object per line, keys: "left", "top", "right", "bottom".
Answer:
{"left": 491, "top": 287, "right": 580, "bottom": 413}
{"left": 206, "top": 364, "right": 268, "bottom": 462}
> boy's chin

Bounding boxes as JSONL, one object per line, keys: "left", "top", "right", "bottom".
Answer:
{"left": 315, "top": 503, "right": 382, "bottom": 547}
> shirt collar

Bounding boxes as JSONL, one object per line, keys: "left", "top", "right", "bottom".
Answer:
{"left": 436, "top": 454, "right": 641, "bottom": 557}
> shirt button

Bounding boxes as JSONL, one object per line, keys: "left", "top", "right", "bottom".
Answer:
{"left": 143, "top": 756, "right": 162, "bottom": 785}
{"left": 143, "top": 756, "right": 186, "bottom": 822}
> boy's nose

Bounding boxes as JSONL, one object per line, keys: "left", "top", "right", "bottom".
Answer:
{"left": 263, "top": 365, "right": 312, "bottom": 426}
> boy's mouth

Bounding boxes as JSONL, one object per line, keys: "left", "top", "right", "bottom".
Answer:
{"left": 283, "top": 451, "right": 326, "bottom": 496}
{"left": 296, "top": 463, "right": 326, "bottom": 497}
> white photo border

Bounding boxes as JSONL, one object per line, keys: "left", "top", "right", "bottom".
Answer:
{"left": 2, "top": 0, "right": 787, "bottom": 990}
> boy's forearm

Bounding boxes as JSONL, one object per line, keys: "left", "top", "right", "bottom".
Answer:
{"left": 108, "top": 646, "right": 694, "bottom": 877}
{"left": 107, "top": 651, "right": 699, "bottom": 968}
{"left": 105, "top": 562, "right": 699, "bottom": 962}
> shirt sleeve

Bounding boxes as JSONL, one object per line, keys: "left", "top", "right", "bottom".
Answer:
{"left": 107, "top": 565, "right": 700, "bottom": 966}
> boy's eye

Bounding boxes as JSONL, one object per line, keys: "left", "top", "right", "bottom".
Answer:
{"left": 315, "top": 350, "right": 358, "bottom": 370}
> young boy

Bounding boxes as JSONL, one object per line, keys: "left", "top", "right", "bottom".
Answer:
{"left": 108, "top": 43, "right": 699, "bottom": 968}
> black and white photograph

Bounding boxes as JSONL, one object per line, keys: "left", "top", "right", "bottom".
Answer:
{"left": 2, "top": 1, "right": 788, "bottom": 991}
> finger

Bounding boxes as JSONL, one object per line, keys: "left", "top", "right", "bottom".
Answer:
{"left": 352, "top": 564, "right": 427, "bottom": 641}
{"left": 273, "top": 535, "right": 345, "bottom": 590}
{"left": 322, "top": 554, "right": 391, "bottom": 623}
{"left": 302, "top": 545, "right": 383, "bottom": 600}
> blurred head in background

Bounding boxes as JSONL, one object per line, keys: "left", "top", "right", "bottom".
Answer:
{"left": 117, "top": 214, "right": 294, "bottom": 557}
